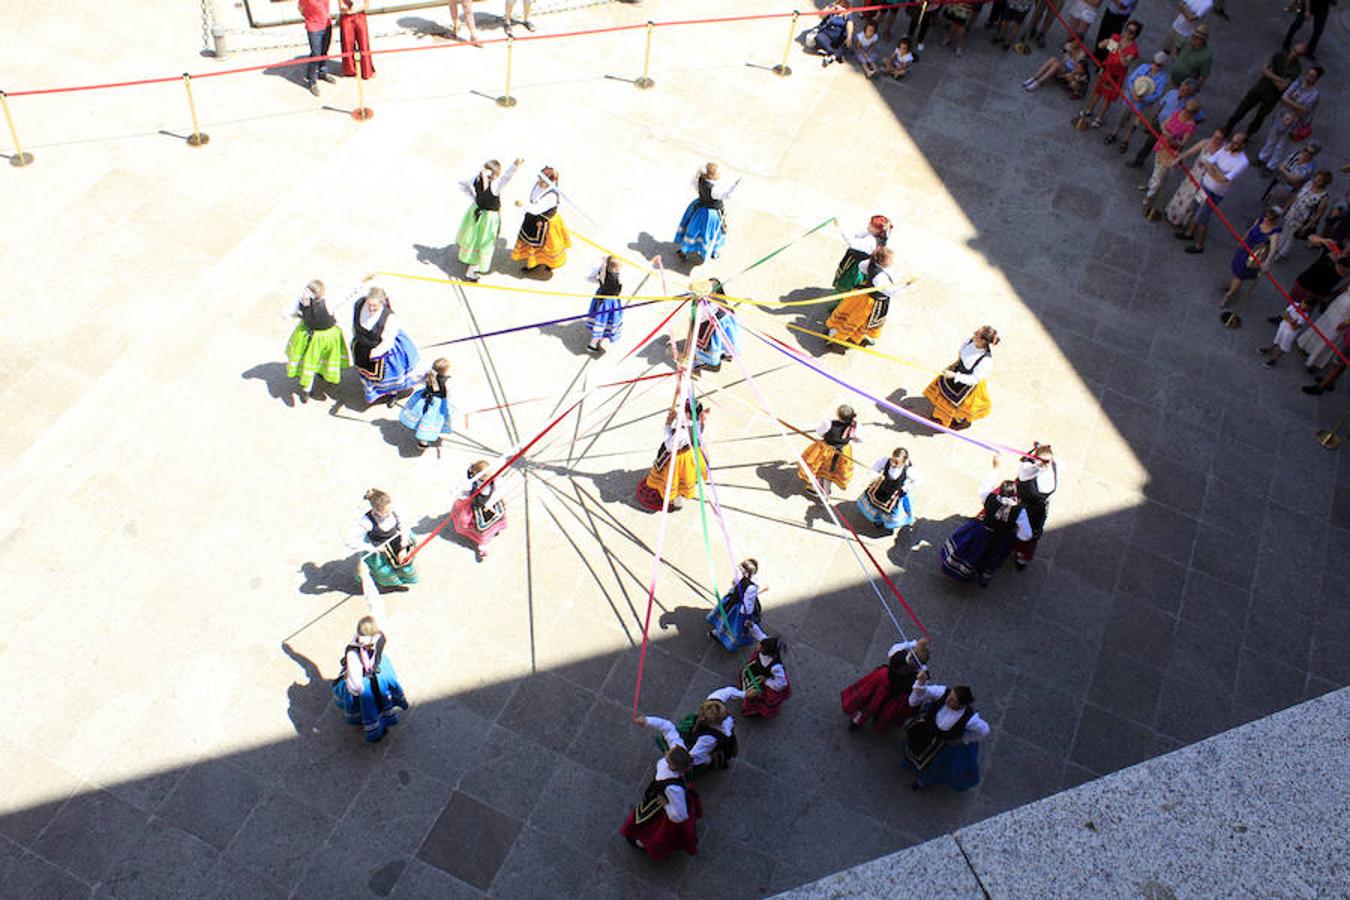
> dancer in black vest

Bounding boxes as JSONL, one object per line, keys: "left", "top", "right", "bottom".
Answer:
{"left": 675, "top": 162, "right": 739, "bottom": 262}
{"left": 708, "top": 558, "right": 766, "bottom": 651}
{"left": 798, "top": 404, "right": 863, "bottom": 500}
{"left": 856, "top": 446, "right": 919, "bottom": 533}
{"left": 512, "top": 167, "right": 571, "bottom": 277}
{"left": 620, "top": 739, "right": 701, "bottom": 859}
{"left": 349, "top": 284, "right": 421, "bottom": 407}
{"left": 740, "top": 636, "right": 792, "bottom": 718}
{"left": 332, "top": 615, "right": 409, "bottom": 743}
{"left": 903, "top": 671, "right": 988, "bottom": 791}
{"left": 346, "top": 488, "right": 418, "bottom": 614}
{"left": 1013, "top": 442, "right": 1057, "bottom": 570}
{"left": 451, "top": 459, "right": 508, "bottom": 560}
{"left": 647, "top": 687, "right": 743, "bottom": 777}
{"left": 940, "top": 455, "right": 1032, "bottom": 587}
{"left": 282, "top": 278, "right": 350, "bottom": 401}
{"left": 841, "top": 636, "right": 930, "bottom": 732}
{"left": 457, "top": 158, "right": 521, "bottom": 281}
{"left": 398, "top": 357, "right": 454, "bottom": 449}
{"left": 584, "top": 255, "right": 626, "bottom": 354}
{"left": 923, "top": 326, "right": 998, "bottom": 430}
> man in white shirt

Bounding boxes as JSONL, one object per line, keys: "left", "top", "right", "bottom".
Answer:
{"left": 1176, "top": 131, "right": 1249, "bottom": 253}
{"left": 1163, "top": 0, "right": 1212, "bottom": 55}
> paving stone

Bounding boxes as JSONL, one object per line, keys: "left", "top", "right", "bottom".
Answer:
{"left": 158, "top": 758, "right": 265, "bottom": 851}
{"left": 1166, "top": 618, "right": 1242, "bottom": 696}
{"left": 1, "top": 848, "right": 91, "bottom": 900}
{"left": 388, "top": 858, "right": 483, "bottom": 899}
{"left": 527, "top": 759, "right": 631, "bottom": 855}
{"left": 491, "top": 825, "right": 605, "bottom": 900}
{"left": 775, "top": 795, "right": 909, "bottom": 883}
{"left": 1242, "top": 594, "right": 1315, "bottom": 665}
{"left": 222, "top": 788, "right": 336, "bottom": 891}
{"left": 601, "top": 645, "right": 697, "bottom": 719}
{"left": 455, "top": 725, "right": 560, "bottom": 822}
{"left": 1050, "top": 183, "right": 1105, "bottom": 222}
{"left": 1069, "top": 703, "right": 1173, "bottom": 776}
{"left": 1232, "top": 651, "right": 1308, "bottom": 724}
{"left": 383, "top": 698, "right": 490, "bottom": 786}
{"left": 1178, "top": 570, "right": 1250, "bottom": 639}
{"left": 330, "top": 764, "right": 451, "bottom": 857}
{"left": 1114, "top": 546, "right": 1188, "bottom": 614}
{"left": 976, "top": 733, "right": 1065, "bottom": 816}
{"left": 99, "top": 818, "right": 219, "bottom": 900}
{"left": 1087, "top": 650, "right": 1165, "bottom": 727}
{"left": 0, "top": 746, "right": 82, "bottom": 847}
{"left": 1140, "top": 458, "right": 1208, "bottom": 518}
{"left": 1128, "top": 501, "right": 1198, "bottom": 566}
{"left": 203, "top": 859, "right": 289, "bottom": 900}
{"left": 1189, "top": 522, "right": 1260, "bottom": 590}
{"left": 416, "top": 792, "right": 522, "bottom": 891}
{"left": 496, "top": 671, "right": 598, "bottom": 755}
{"left": 1098, "top": 596, "right": 1177, "bottom": 670}
{"left": 31, "top": 787, "right": 148, "bottom": 885}
{"left": 999, "top": 677, "right": 1085, "bottom": 755}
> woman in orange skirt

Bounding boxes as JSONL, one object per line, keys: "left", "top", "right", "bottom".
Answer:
{"left": 825, "top": 246, "right": 906, "bottom": 348}
{"left": 512, "top": 167, "right": 571, "bottom": 278}
{"left": 635, "top": 399, "right": 710, "bottom": 511}
{"left": 922, "top": 326, "right": 998, "bottom": 431}
{"left": 797, "top": 404, "right": 862, "bottom": 500}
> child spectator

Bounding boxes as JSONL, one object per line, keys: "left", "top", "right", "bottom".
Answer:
{"left": 855, "top": 21, "right": 882, "bottom": 77}
{"left": 1260, "top": 296, "right": 1310, "bottom": 368}
{"left": 884, "top": 37, "right": 915, "bottom": 79}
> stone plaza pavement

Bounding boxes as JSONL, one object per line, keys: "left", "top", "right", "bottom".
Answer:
{"left": 0, "top": 1, "right": 1345, "bottom": 897}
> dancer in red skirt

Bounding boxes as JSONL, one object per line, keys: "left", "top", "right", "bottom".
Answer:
{"left": 840, "top": 636, "right": 930, "bottom": 732}
{"left": 621, "top": 730, "right": 701, "bottom": 859}
{"left": 739, "top": 636, "right": 792, "bottom": 719}
{"left": 451, "top": 460, "right": 508, "bottom": 560}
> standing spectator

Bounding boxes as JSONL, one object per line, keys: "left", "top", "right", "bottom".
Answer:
{"left": 1165, "top": 127, "right": 1225, "bottom": 227}
{"left": 1162, "top": 0, "right": 1212, "bottom": 55}
{"left": 1279, "top": 171, "right": 1335, "bottom": 253}
{"left": 1176, "top": 130, "right": 1249, "bottom": 253}
{"left": 503, "top": 0, "right": 534, "bottom": 36}
{"left": 1121, "top": 77, "right": 1197, "bottom": 162}
{"left": 1219, "top": 208, "right": 1282, "bottom": 306}
{"left": 1168, "top": 24, "right": 1213, "bottom": 91}
{"left": 877, "top": 0, "right": 905, "bottom": 38}
{"left": 1287, "top": 234, "right": 1349, "bottom": 314}
{"left": 1298, "top": 287, "right": 1350, "bottom": 376}
{"left": 1257, "top": 66, "right": 1323, "bottom": 171}
{"left": 1077, "top": 24, "right": 1144, "bottom": 129}
{"left": 1022, "top": 0, "right": 1056, "bottom": 49}
{"left": 1223, "top": 44, "right": 1305, "bottom": 138}
{"left": 906, "top": 0, "right": 934, "bottom": 52}
{"left": 994, "top": 0, "right": 1034, "bottom": 49}
{"left": 1283, "top": 0, "right": 1330, "bottom": 60}
{"left": 1262, "top": 142, "right": 1322, "bottom": 203}
{"left": 338, "top": 0, "right": 375, "bottom": 80}
{"left": 1064, "top": 0, "right": 1105, "bottom": 38}
{"left": 446, "top": 0, "right": 477, "bottom": 43}
{"left": 1143, "top": 99, "right": 1201, "bottom": 218}
{"left": 298, "top": 0, "right": 336, "bottom": 97}
{"left": 941, "top": 2, "right": 975, "bottom": 56}
{"left": 1094, "top": 0, "right": 1139, "bottom": 54}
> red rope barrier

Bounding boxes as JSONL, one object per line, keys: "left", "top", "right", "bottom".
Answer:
{"left": 1042, "top": 0, "right": 1348, "bottom": 368}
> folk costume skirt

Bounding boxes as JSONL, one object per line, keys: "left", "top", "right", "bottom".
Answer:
{"left": 694, "top": 314, "right": 739, "bottom": 368}
{"left": 398, "top": 389, "right": 455, "bottom": 444}
{"left": 740, "top": 656, "right": 791, "bottom": 718}
{"left": 856, "top": 483, "right": 912, "bottom": 531}
{"left": 707, "top": 594, "right": 758, "bottom": 652}
{"left": 825, "top": 292, "right": 884, "bottom": 345}
{"left": 636, "top": 447, "right": 707, "bottom": 510}
{"left": 456, "top": 205, "right": 501, "bottom": 271}
{"left": 586, "top": 296, "right": 624, "bottom": 343}
{"left": 840, "top": 666, "right": 919, "bottom": 732}
{"left": 923, "top": 375, "right": 991, "bottom": 426}
{"left": 512, "top": 211, "right": 571, "bottom": 270}
{"left": 620, "top": 789, "right": 702, "bottom": 860}
{"left": 903, "top": 740, "right": 981, "bottom": 791}
{"left": 798, "top": 440, "right": 854, "bottom": 491}
{"left": 332, "top": 660, "right": 408, "bottom": 743}
{"left": 940, "top": 519, "right": 1015, "bottom": 585}
{"left": 285, "top": 323, "right": 350, "bottom": 390}
{"left": 363, "top": 546, "right": 419, "bottom": 589}
{"left": 675, "top": 202, "right": 725, "bottom": 260}
{"left": 356, "top": 332, "right": 420, "bottom": 403}
{"left": 451, "top": 497, "right": 508, "bottom": 547}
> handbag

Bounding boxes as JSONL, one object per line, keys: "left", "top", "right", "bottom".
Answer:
{"left": 1290, "top": 121, "right": 1312, "bottom": 142}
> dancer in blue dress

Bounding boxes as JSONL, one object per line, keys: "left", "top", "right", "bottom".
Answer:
{"left": 398, "top": 357, "right": 454, "bottom": 449}
{"left": 939, "top": 456, "right": 1032, "bottom": 587}
{"left": 332, "top": 615, "right": 409, "bottom": 743}
{"left": 707, "top": 559, "right": 767, "bottom": 651}
{"left": 902, "top": 671, "right": 988, "bottom": 791}
{"left": 585, "top": 256, "right": 625, "bottom": 354}
{"left": 692, "top": 289, "right": 738, "bottom": 373}
{"left": 675, "top": 163, "right": 739, "bottom": 262}
{"left": 349, "top": 283, "right": 421, "bottom": 407}
{"left": 856, "top": 447, "right": 918, "bottom": 532}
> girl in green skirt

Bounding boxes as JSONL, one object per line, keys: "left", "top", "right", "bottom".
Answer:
{"left": 457, "top": 158, "right": 522, "bottom": 281}
{"left": 282, "top": 279, "right": 350, "bottom": 401}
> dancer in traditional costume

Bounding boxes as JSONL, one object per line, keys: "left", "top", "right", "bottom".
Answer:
{"left": 825, "top": 246, "right": 907, "bottom": 348}
{"left": 398, "top": 357, "right": 454, "bottom": 449}
{"left": 332, "top": 616, "right": 409, "bottom": 743}
{"left": 692, "top": 290, "right": 739, "bottom": 373}
{"left": 841, "top": 637, "right": 930, "bottom": 733}
{"left": 282, "top": 279, "right": 349, "bottom": 401}
{"left": 648, "top": 687, "right": 743, "bottom": 776}
{"left": 922, "top": 326, "right": 998, "bottom": 430}
{"left": 585, "top": 256, "right": 625, "bottom": 355}
{"left": 512, "top": 167, "right": 571, "bottom": 277}
{"left": 940, "top": 456, "right": 1032, "bottom": 587}
{"left": 833, "top": 215, "right": 893, "bottom": 293}
{"left": 739, "top": 636, "right": 791, "bottom": 719}
{"left": 1013, "top": 443, "right": 1057, "bottom": 570}
{"left": 348, "top": 489, "right": 418, "bottom": 612}
{"left": 797, "top": 405, "right": 862, "bottom": 500}
{"left": 856, "top": 447, "right": 918, "bottom": 532}
{"left": 635, "top": 399, "right": 709, "bottom": 512}
{"left": 707, "top": 559, "right": 767, "bottom": 651}
{"left": 457, "top": 158, "right": 521, "bottom": 281}
{"left": 903, "top": 672, "right": 988, "bottom": 792}
{"left": 451, "top": 459, "right": 507, "bottom": 560}
{"left": 675, "top": 163, "right": 739, "bottom": 262}
{"left": 350, "top": 284, "right": 421, "bottom": 407}
{"left": 620, "top": 740, "right": 701, "bottom": 859}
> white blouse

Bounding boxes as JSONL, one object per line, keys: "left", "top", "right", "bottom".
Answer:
{"left": 692, "top": 174, "right": 738, "bottom": 200}
{"left": 859, "top": 259, "right": 906, "bottom": 301}
{"left": 949, "top": 339, "right": 993, "bottom": 386}
{"left": 345, "top": 287, "right": 403, "bottom": 359}
{"left": 645, "top": 686, "right": 743, "bottom": 769}
{"left": 848, "top": 231, "right": 880, "bottom": 256}
{"left": 906, "top": 683, "right": 990, "bottom": 743}
{"left": 522, "top": 183, "right": 559, "bottom": 215}
{"left": 346, "top": 510, "right": 408, "bottom": 553}
{"left": 871, "top": 458, "right": 917, "bottom": 492}
{"left": 651, "top": 757, "right": 689, "bottom": 822}
{"left": 750, "top": 653, "right": 788, "bottom": 691}
{"left": 977, "top": 472, "right": 1033, "bottom": 540}
{"left": 459, "top": 162, "right": 519, "bottom": 201}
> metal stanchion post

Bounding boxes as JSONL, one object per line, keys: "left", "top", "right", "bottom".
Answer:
{"left": 497, "top": 37, "right": 518, "bottom": 107}
{"left": 635, "top": 22, "right": 656, "bottom": 90}
{"left": 0, "top": 91, "right": 35, "bottom": 167}
{"left": 182, "top": 74, "right": 210, "bottom": 147}
{"left": 1316, "top": 408, "right": 1348, "bottom": 450}
{"left": 1219, "top": 276, "right": 1260, "bottom": 329}
{"left": 772, "top": 12, "right": 799, "bottom": 77}
{"left": 352, "top": 51, "right": 374, "bottom": 120}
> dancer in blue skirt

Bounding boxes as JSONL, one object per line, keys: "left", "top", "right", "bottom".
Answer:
{"left": 692, "top": 291, "right": 739, "bottom": 373}
{"left": 349, "top": 282, "right": 421, "bottom": 407}
{"left": 939, "top": 455, "right": 1031, "bottom": 587}
{"left": 675, "top": 163, "right": 739, "bottom": 262}
{"left": 398, "top": 357, "right": 454, "bottom": 449}
{"left": 332, "top": 615, "right": 409, "bottom": 743}
{"left": 856, "top": 447, "right": 918, "bottom": 532}
{"left": 708, "top": 559, "right": 767, "bottom": 651}
{"left": 902, "top": 671, "right": 988, "bottom": 791}
{"left": 585, "top": 256, "right": 625, "bottom": 355}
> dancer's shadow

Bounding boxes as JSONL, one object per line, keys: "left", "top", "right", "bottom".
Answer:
{"left": 771, "top": 285, "right": 835, "bottom": 321}
{"left": 877, "top": 387, "right": 936, "bottom": 439}
{"left": 373, "top": 417, "right": 429, "bottom": 459}
{"left": 754, "top": 461, "right": 801, "bottom": 498}
{"left": 242, "top": 362, "right": 304, "bottom": 407}
{"left": 635, "top": 333, "right": 676, "bottom": 367}
{"left": 886, "top": 512, "right": 964, "bottom": 571}
{"left": 627, "top": 232, "right": 691, "bottom": 277}
{"left": 299, "top": 555, "right": 363, "bottom": 596}
{"left": 414, "top": 242, "right": 458, "bottom": 279}
{"left": 281, "top": 642, "right": 331, "bottom": 735}
{"left": 538, "top": 321, "right": 596, "bottom": 357}
{"left": 587, "top": 467, "right": 642, "bottom": 505}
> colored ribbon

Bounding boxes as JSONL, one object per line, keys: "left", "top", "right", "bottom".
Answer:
{"left": 785, "top": 323, "right": 945, "bottom": 376}
{"left": 420, "top": 301, "right": 659, "bottom": 350}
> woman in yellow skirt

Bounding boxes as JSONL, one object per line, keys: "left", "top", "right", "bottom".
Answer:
{"left": 512, "top": 166, "right": 571, "bottom": 278}
{"left": 825, "top": 246, "right": 905, "bottom": 348}
{"left": 635, "top": 399, "right": 710, "bottom": 512}
{"left": 923, "top": 326, "right": 998, "bottom": 431}
{"left": 797, "top": 404, "right": 862, "bottom": 500}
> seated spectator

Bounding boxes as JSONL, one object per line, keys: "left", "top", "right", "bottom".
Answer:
{"left": 1023, "top": 41, "right": 1089, "bottom": 99}
{"left": 884, "top": 37, "right": 915, "bottom": 79}
{"left": 815, "top": 3, "right": 855, "bottom": 67}
{"left": 854, "top": 20, "right": 882, "bottom": 77}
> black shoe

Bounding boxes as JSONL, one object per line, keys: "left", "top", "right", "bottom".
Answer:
{"left": 1015, "top": 559, "right": 1027, "bottom": 571}
{"left": 1035, "top": 32, "right": 1046, "bottom": 47}
{"left": 1185, "top": 244, "right": 1205, "bottom": 254}
{"left": 1125, "top": 158, "right": 1143, "bottom": 168}
{"left": 1267, "top": 315, "right": 1282, "bottom": 325}
{"left": 1302, "top": 384, "right": 1325, "bottom": 395}
{"left": 848, "top": 720, "right": 862, "bottom": 732}
{"left": 1173, "top": 229, "right": 1191, "bottom": 240}
{"left": 521, "top": 19, "right": 536, "bottom": 31}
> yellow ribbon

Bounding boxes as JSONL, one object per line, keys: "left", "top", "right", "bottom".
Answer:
{"left": 377, "top": 270, "right": 685, "bottom": 302}
{"left": 785, "top": 323, "right": 945, "bottom": 376}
